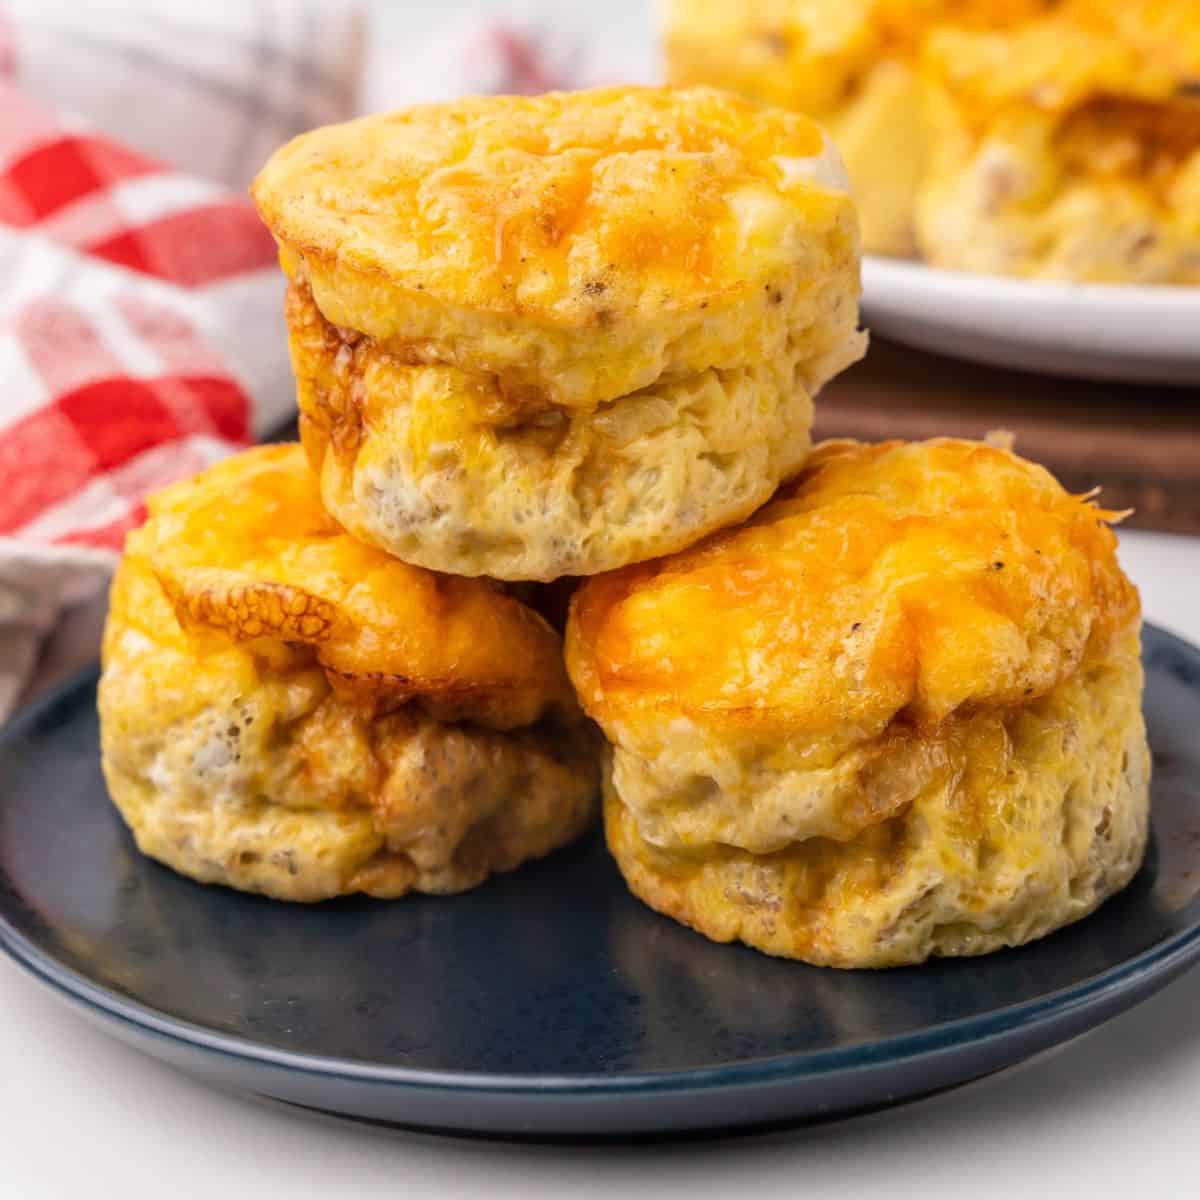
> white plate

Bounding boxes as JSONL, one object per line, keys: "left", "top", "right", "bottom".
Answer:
{"left": 862, "top": 256, "right": 1200, "bottom": 386}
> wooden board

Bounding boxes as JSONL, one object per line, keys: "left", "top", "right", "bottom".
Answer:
{"left": 817, "top": 339, "right": 1200, "bottom": 534}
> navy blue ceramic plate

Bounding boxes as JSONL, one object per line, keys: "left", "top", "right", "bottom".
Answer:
{"left": 2, "top": 625, "right": 1200, "bottom": 1140}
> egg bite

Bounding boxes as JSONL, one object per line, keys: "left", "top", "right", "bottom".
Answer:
{"left": 252, "top": 86, "right": 865, "bottom": 581}
{"left": 662, "top": 1, "right": 1057, "bottom": 256}
{"left": 98, "top": 445, "right": 598, "bottom": 902}
{"left": 567, "top": 438, "right": 1150, "bottom": 968}
{"left": 916, "top": 2, "right": 1200, "bottom": 282}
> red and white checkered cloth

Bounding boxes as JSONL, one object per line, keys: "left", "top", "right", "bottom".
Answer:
{"left": 0, "top": 1, "right": 366, "bottom": 719}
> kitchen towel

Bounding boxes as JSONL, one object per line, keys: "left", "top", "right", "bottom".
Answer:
{"left": 0, "top": 0, "right": 365, "bottom": 719}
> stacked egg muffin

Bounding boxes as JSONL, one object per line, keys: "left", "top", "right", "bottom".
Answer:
{"left": 255, "top": 87, "right": 865, "bottom": 580}
{"left": 567, "top": 439, "right": 1148, "bottom": 967}
{"left": 97, "top": 84, "right": 1150, "bottom": 967}
{"left": 99, "top": 444, "right": 598, "bottom": 901}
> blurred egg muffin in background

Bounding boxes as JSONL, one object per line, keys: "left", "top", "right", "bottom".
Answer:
{"left": 917, "top": 0, "right": 1200, "bottom": 282}
{"left": 662, "top": 0, "right": 1059, "bottom": 257}
{"left": 568, "top": 438, "right": 1149, "bottom": 968}
{"left": 99, "top": 445, "right": 598, "bottom": 902}
{"left": 252, "top": 86, "right": 865, "bottom": 582}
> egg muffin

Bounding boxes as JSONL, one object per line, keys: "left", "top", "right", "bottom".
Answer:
{"left": 916, "top": 2, "right": 1200, "bottom": 282}
{"left": 662, "top": 1, "right": 1058, "bottom": 256}
{"left": 252, "top": 86, "right": 865, "bottom": 581}
{"left": 98, "top": 445, "right": 598, "bottom": 902}
{"left": 567, "top": 438, "right": 1149, "bottom": 968}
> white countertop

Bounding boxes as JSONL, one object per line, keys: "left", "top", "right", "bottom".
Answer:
{"left": 2, "top": 527, "right": 1200, "bottom": 1197}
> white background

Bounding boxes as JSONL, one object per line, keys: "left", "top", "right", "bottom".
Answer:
{"left": 4, "top": 1, "right": 1200, "bottom": 1194}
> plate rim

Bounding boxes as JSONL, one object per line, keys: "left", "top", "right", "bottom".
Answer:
{"left": 3, "top": 623, "right": 1200, "bottom": 1098}
{"left": 863, "top": 255, "right": 1200, "bottom": 314}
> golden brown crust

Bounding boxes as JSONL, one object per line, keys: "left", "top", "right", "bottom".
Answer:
{"left": 253, "top": 86, "right": 861, "bottom": 410}
{"left": 129, "top": 443, "right": 575, "bottom": 728}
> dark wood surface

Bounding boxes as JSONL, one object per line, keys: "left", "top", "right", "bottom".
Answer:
{"left": 818, "top": 339, "right": 1200, "bottom": 534}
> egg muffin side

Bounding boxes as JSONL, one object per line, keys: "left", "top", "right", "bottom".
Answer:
{"left": 98, "top": 445, "right": 599, "bottom": 902}
{"left": 287, "top": 283, "right": 816, "bottom": 584}
{"left": 567, "top": 438, "right": 1149, "bottom": 968}
{"left": 253, "top": 87, "right": 865, "bottom": 580}
{"left": 916, "top": 2, "right": 1200, "bottom": 282}
{"left": 662, "top": 1, "right": 1059, "bottom": 256}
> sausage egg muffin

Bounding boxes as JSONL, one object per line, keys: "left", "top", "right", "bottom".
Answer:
{"left": 662, "top": 1, "right": 1057, "bottom": 257}
{"left": 916, "top": 2, "right": 1200, "bottom": 282}
{"left": 99, "top": 445, "right": 598, "bottom": 902}
{"left": 567, "top": 438, "right": 1150, "bottom": 968}
{"left": 252, "top": 86, "right": 865, "bottom": 581}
